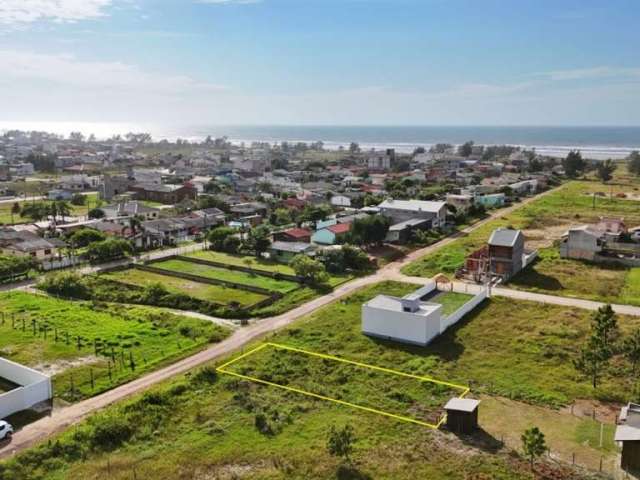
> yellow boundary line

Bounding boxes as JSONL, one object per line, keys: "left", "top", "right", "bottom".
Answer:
{"left": 217, "top": 342, "right": 469, "bottom": 429}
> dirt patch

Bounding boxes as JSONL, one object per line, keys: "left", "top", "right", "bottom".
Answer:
{"left": 561, "top": 399, "right": 623, "bottom": 424}
{"left": 524, "top": 223, "right": 574, "bottom": 250}
{"left": 33, "top": 355, "right": 102, "bottom": 377}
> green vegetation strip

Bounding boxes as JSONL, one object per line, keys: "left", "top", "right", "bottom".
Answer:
{"left": 151, "top": 258, "right": 300, "bottom": 294}
{"left": 102, "top": 269, "right": 268, "bottom": 306}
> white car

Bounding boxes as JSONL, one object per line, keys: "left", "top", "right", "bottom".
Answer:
{"left": 0, "top": 420, "right": 13, "bottom": 440}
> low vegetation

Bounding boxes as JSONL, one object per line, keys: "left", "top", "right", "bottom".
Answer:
{"left": 0, "top": 291, "right": 230, "bottom": 402}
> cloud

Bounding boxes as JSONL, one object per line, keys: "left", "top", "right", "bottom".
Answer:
{"left": 197, "top": 0, "right": 262, "bottom": 4}
{"left": 542, "top": 66, "right": 640, "bottom": 81}
{"left": 0, "top": 0, "right": 113, "bottom": 27}
{"left": 0, "top": 49, "right": 227, "bottom": 94}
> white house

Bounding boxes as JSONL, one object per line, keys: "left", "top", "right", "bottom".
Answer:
{"left": 377, "top": 199, "right": 447, "bottom": 228}
{"left": 362, "top": 282, "right": 487, "bottom": 346}
{"left": 0, "top": 357, "right": 52, "bottom": 419}
{"left": 330, "top": 194, "right": 352, "bottom": 208}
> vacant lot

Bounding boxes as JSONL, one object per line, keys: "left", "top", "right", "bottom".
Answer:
{"left": 151, "top": 258, "right": 300, "bottom": 294}
{"left": 0, "top": 291, "right": 230, "bottom": 402}
{"left": 102, "top": 268, "right": 268, "bottom": 307}
{"left": 3, "top": 281, "right": 624, "bottom": 479}
{"left": 509, "top": 248, "right": 640, "bottom": 305}
{"left": 185, "top": 250, "right": 298, "bottom": 275}
{"left": 0, "top": 193, "right": 100, "bottom": 225}
{"left": 403, "top": 180, "right": 640, "bottom": 305}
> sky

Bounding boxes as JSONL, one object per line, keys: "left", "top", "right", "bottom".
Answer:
{"left": 1, "top": 0, "right": 640, "bottom": 129}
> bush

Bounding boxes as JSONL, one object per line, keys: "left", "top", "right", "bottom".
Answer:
{"left": 38, "top": 271, "right": 91, "bottom": 299}
{"left": 86, "top": 238, "right": 132, "bottom": 263}
{"left": 290, "top": 255, "right": 329, "bottom": 286}
{"left": 90, "top": 414, "right": 134, "bottom": 451}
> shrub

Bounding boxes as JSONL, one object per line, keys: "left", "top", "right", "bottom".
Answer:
{"left": 90, "top": 415, "right": 134, "bottom": 451}
{"left": 38, "top": 271, "right": 91, "bottom": 299}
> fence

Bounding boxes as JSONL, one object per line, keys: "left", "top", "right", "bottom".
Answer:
{"left": 0, "top": 357, "right": 52, "bottom": 419}
{"left": 440, "top": 287, "right": 488, "bottom": 333}
{"left": 174, "top": 255, "right": 304, "bottom": 283}
{"left": 134, "top": 263, "right": 280, "bottom": 297}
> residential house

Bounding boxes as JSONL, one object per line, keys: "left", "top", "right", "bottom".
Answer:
{"left": 268, "top": 241, "right": 316, "bottom": 263}
{"left": 377, "top": 199, "right": 447, "bottom": 228}
{"left": 274, "top": 228, "right": 312, "bottom": 243}
{"left": 446, "top": 194, "right": 474, "bottom": 214}
{"left": 101, "top": 201, "right": 161, "bottom": 221}
{"left": 0, "top": 228, "right": 64, "bottom": 260}
{"left": 462, "top": 228, "right": 537, "bottom": 282}
{"left": 130, "top": 182, "right": 197, "bottom": 204}
{"left": 367, "top": 150, "right": 393, "bottom": 171}
{"left": 311, "top": 222, "right": 351, "bottom": 245}
{"left": 330, "top": 194, "right": 352, "bottom": 208}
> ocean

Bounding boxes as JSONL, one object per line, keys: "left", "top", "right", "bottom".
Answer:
{"left": 2, "top": 123, "right": 639, "bottom": 159}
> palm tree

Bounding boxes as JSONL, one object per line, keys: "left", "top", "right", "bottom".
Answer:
{"left": 10, "top": 202, "right": 20, "bottom": 225}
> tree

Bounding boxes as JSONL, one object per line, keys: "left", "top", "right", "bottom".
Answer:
{"left": 207, "top": 227, "right": 237, "bottom": 252}
{"left": 350, "top": 215, "right": 390, "bottom": 247}
{"left": 10, "top": 202, "right": 20, "bottom": 225}
{"left": 596, "top": 159, "right": 617, "bottom": 183}
{"left": 301, "top": 204, "right": 332, "bottom": 229}
{"left": 50, "top": 201, "right": 71, "bottom": 223}
{"left": 563, "top": 150, "right": 586, "bottom": 178}
{"left": 86, "top": 238, "right": 132, "bottom": 263}
{"left": 592, "top": 304, "right": 619, "bottom": 349}
{"left": 327, "top": 424, "right": 356, "bottom": 463}
{"left": 349, "top": 142, "right": 360, "bottom": 154}
{"left": 68, "top": 228, "right": 106, "bottom": 248}
{"left": 20, "top": 202, "right": 49, "bottom": 222}
{"left": 0, "top": 255, "right": 36, "bottom": 282}
{"left": 413, "top": 146, "right": 426, "bottom": 155}
{"left": 245, "top": 225, "right": 271, "bottom": 258}
{"left": 521, "top": 427, "right": 547, "bottom": 469}
{"left": 88, "top": 208, "right": 105, "bottom": 219}
{"left": 128, "top": 215, "right": 143, "bottom": 238}
{"left": 290, "top": 255, "right": 329, "bottom": 286}
{"left": 71, "top": 194, "right": 86, "bottom": 206}
{"left": 457, "top": 141, "right": 474, "bottom": 157}
{"left": 624, "top": 328, "right": 640, "bottom": 376}
{"left": 628, "top": 151, "right": 640, "bottom": 176}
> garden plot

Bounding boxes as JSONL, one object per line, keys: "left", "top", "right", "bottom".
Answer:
{"left": 102, "top": 268, "right": 268, "bottom": 307}
{"left": 150, "top": 258, "right": 300, "bottom": 294}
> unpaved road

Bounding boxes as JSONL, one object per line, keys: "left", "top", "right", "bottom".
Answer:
{"left": 3, "top": 184, "right": 627, "bottom": 461}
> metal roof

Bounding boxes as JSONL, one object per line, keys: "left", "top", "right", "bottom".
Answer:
{"left": 488, "top": 228, "right": 522, "bottom": 247}
{"left": 444, "top": 398, "right": 480, "bottom": 412}
{"left": 378, "top": 199, "right": 446, "bottom": 213}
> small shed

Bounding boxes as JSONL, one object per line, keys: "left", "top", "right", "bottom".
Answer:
{"left": 444, "top": 397, "right": 480, "bottom": 434}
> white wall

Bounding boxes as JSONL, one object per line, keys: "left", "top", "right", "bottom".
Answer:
{"left": 440, "top": 288, "right": 488, "bottom": 333}
{"left": 362, "top": 304, "right": 442, "bottom": 346}
{"left": 0, "top": 358, "right": 52, "bottom": 420}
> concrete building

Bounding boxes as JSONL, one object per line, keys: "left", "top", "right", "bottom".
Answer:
{"left": 615, "top": 403, "right": 640, "bottom": 472}
{"left": 377, "top": 199, "right": 447, "bottom": 228}
{"left": 311, "top": 223, "right": 351, "bottom": 245}
{"left": 0, "top": 357, "right": 52, "bottom": 419}
{"left": 361, "top": 282, "right": 487, "bottom": 346}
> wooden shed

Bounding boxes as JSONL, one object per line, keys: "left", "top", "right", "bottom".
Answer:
{"left": 444, "top": 397, "right": 480, "bottom": 434}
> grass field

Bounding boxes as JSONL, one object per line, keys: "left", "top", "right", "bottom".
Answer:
{"left": 509, "top": 248, "right": 640, "bottom": 305}
{"left": 101, "top": 268, "right": 268, "bottom": 306}
{"left": 3, "top": 281, "right": 628, "bottom": 479}
{"left": 402, "top": 180, "right": 640, "bottom": 306}
{"left": 151, "top": 259, "right": 300, "bottom": 294}
{"left": 0, "top": 291, "right": 230, "bottom": 402}
{"left": 185, "top": 250, "right": 298, "bottom": 276}
{"left": 424, "top": 290, "right": 473, "bottom": 315}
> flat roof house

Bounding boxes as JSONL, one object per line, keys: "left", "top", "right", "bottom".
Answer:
{"left": 377, "top": 199, "right": 447, "bottom": 229}
{"left": 615, "top": 403, "right": 640, "bottom": 472}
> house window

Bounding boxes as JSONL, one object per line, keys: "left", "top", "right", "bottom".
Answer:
{"left": 30, "top": 252, "right": 37, "bottom": 257}
{"left": 44, "top": 249, "right": 51, "bottom": 255}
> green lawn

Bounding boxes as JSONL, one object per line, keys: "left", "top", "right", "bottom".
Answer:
{"left": 425, "top": 291, "right": 473, "bottom": 315}
{"left": 509, "top": 248, "right": 639, "bottom": 305}
{"left": 151, "top": 259, "right": 300, "bottom": 294}
{"left": 102, "top": 268, "right": 268, "bottom": 307}
{"left": 4, "top": 281, "right": 629, "bottom": 479}
{"left": 0, "top": 193, "right": 100, "bottom": 225}
{"left": 0, "top": 291, "right": 230, "bottom": 402}
{"left": 185, "top": 250, "right": 298, "bottom": 276}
